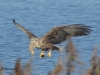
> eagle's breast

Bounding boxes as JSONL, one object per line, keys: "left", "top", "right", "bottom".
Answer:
{"left": 30, "top": 38, "right": 42, "bottom": 48}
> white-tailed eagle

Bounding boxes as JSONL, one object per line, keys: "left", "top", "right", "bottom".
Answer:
{"left": 12, "top": 19, "right": 91, "bottom": 58}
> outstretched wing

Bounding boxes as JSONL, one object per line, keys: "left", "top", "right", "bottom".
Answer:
{"left": 43, "top": 24, "right": 91, "bottom": 44}
{"left": 12, "top": 19, "right": 37, "bottom": 39}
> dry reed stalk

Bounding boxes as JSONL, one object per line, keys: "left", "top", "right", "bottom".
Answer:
{"left": 14, "top": 58, "right": 22, "bottom": 75}
{"left": 22, "top": 57, "right": 33, "bottom": 75}
{"left": 66, "top": 39, "right": 78, "bottom": 58}
{"left": 95, "top": 57, "right": 100, "bottom": 75}
{"left": 66, "top": 39, "right": 75, "bottom": 75}
{"left": 14, "top": 57, "right": 33, "bottom": 75}
{"left": 0, "top": 63, "right": 4, "bottom": 75}
{"left": 48, "top": 54, "right": 63, "bottom": 75}
{"left": 53, "top": 55, "right": 63, "bottom": 75}
{"left": 66, "top": 38, "right": 79, "bottom": 75}
{"left": 87, "top": 46, "right": 100, "bottom": 75}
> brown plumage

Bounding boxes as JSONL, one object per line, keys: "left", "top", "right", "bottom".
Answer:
{"left": 12, "top": 19, "right": 91, "bottom": 57}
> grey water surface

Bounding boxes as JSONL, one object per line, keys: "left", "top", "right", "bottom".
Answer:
{"left": 0, "top": 0, "right": 100, "bottom": 75}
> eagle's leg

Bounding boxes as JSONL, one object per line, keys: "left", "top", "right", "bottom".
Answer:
{"left": 31, "top": 50, "right": 34, "bottom": 54}
{"left": 29, "top": 47, "right": 34, "bottom": 54}
{"left": 40, "top": 49, "right": 45, "bottom": 58}
{"left": 29, "top": 49, "right": 34, "bottom": 55}
{"left": 47, "top": 50, "right": 52, "bottom": 57}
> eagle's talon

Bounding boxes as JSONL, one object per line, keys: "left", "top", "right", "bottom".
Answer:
{"left": 47, "top": 50, "right": 52, "bottom": 57}
{"left": 31, "top": 51, "right": 34, "bottom": 55}
{"left": 40, "top": 54, "right": 45, "bottom": 58}
{"left": 40, "top": 51, "right": 45, "bottom": 58}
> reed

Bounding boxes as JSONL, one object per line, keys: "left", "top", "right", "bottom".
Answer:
{"left": 65, "top": 39, "right": 78, "bottom": 75}
{"left": 48, "top": 55, "right": 64, "bottom": 75}
{"left": 13, "top": 57, "right": 33, "bottom": 75}
{"left": 0, "top": 63, "right": 4, "bottom": 75}
{"left": 87, "top": 46, "right": 100, "bottom": 75}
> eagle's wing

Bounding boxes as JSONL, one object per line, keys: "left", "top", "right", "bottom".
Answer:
{"left": 12, "top": 19, "right": 37, "bottom": 39}
{"left": 43, "top": 24, "right": 91, "bottom": 44}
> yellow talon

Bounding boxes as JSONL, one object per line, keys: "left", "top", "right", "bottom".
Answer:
{"left": 31, "top": 51, "right": 34, "bottom": 55}
{"left": 40, "top": 51, "right": 45, "bottom": 58}
{"left": 48, "top": 50, "right": 52, "bottom": 57}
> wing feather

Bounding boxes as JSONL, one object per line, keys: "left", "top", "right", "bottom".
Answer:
{"left": 43, "top": 24, "right": 91, "bottom": 44}
{"left": 12, "top": 19, "right": 37, "bottom": 39}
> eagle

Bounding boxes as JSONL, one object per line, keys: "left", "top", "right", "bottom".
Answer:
{"left": 12, "top": 19, "right": 91, "bottom": 58}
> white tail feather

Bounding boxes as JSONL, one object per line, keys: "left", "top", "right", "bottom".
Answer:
{"left": 56, "top": 46, "right": 64, "bottom": 52}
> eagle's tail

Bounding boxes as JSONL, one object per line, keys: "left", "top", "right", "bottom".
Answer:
{"left": 53, "top": 46, "right": 64, "bottom": 52}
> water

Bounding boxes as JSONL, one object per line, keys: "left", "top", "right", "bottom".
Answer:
{"left": 0, "top": 0, "right": 100, "bottom": 75}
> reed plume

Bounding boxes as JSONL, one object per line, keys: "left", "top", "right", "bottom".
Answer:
{"left": 14, "top": 57, "right": 33, "bottom": 75}
{"left": 87, "top": 46, "right": 100, "bottom": 75}
{"left": 0, "top": 63, "right": 4, "bottom": 75}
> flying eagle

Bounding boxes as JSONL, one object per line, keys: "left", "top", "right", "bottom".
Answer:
{"left": 12, "top": 19, "right": 91, "bottom": 58}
